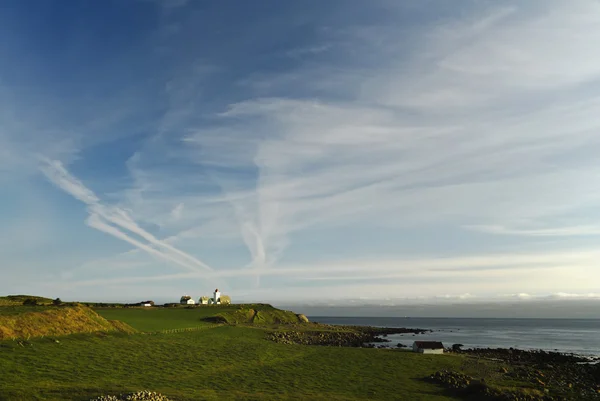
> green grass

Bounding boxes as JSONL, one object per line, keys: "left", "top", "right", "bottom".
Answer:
{"left": 0, "top": 305, "right": 54, "bottom": 316}
{"left": 0, "top": 326, "right": 475, "bottom": 401}
{"left": 94, "top": 304, "right": 302, "bottom": 331}
{"left": 94, "top": 307, "right": 213, "bottom": 332}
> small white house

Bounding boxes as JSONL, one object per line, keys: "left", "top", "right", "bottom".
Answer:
{"left": 413, "top": 341, "right": 444, "bottom": 354}
{"left": 199, "top": 296, "right": 209, "bottom": 305}
{"left": 143, "top": 303, "right": 152, "bottom": 307}
{"left": 180, "top": 295, "right": 194, "bottom": 305}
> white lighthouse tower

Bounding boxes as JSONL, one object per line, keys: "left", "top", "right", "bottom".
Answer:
{"left": 213, "top": 288, "right": 221, "bottom": 304}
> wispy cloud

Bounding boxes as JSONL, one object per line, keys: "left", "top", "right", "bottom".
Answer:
{"left": 285, "top": 44, "right": 331, "bottom": 59}
{"left": 39, "top": 159, "right": 212, "bottom": 273}
{"left": 467, "top": 225, "right": 600, "bottom": 237}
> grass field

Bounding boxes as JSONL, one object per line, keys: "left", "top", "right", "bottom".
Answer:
{"left": 0, "top": 325, "right": 475, "bottom": 401}
{"left": 0, "top": 304, "right": 513, "bottom": 401}
{"left": 94, "top": 304, "right": 301, "bottom": 331}
{"left": 94, "top": 307, "right": 214, "bottom": 331}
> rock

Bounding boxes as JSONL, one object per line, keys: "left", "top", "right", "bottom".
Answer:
{"left": 296, "top": 314, "right": 309, "bottom": 323}
{"left": 89, "top": 390, "right": 173, "bottom": 401}
{"left": 266, "top": 324, "right": 431, "bottom": 348}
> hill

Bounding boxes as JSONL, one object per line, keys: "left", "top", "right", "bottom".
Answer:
{"left": 202, "top": 304, "right": 308, "bottom": 325}
{"left": 94, "top": 303, "right": 308, "bottom": 332}
{"left": 0, "top": 305, "right": 135, "bottom": 340}
{"left": 0, "top": 294, "right": 55, "bottom": 306}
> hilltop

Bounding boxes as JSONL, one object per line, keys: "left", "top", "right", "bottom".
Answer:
{"left": 198, "top": 303, "right": 308, "bottom": 325}
{"left": 0, "top": 294, "right": 55, "bottom": 306}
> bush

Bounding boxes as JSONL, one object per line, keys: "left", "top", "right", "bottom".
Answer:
{"left": 23, "top": 299, "right": 38, "bottom": 306}
{"left": 53, "top": 298, "right": 62, "bottom": 306}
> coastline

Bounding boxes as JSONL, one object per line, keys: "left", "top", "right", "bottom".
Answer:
{"left": 265, "top": 321, "right": 600, "bottom": 399}
{"left": 310, "top": 316, "right": 600, "bottom": 357}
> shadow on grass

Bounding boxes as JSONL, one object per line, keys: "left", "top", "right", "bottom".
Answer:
{"left": 409, "top": 377, "right": 463, "bottom": 400}
{"left": 415, "top": 376, "right": 495, "bottom": 401}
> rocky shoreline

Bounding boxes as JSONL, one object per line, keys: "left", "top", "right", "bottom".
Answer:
{"left": 440, "top": 347, "right": 600, "bottom": 400}
{"left": 266, "top": 324, "right": 429, "bottom": 347}
{"left": 455, "top": 347, "right": 599, "bottom": 364}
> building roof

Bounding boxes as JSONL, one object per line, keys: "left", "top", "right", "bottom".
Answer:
{"left": 413, "top": 341, "right": 444, "bottom": 349}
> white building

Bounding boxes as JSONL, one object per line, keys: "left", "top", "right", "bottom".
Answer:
{"left": 199, "top": 296, "right": 209, "bottom": 305}
{"left": 209, "top": 288, "right": 221, "bottom": 305}
{"left": 413, "top": 341, "right": 444, "bottom": 354}
{"left": 180, "top": 295, "right": 195, "bottom": 305}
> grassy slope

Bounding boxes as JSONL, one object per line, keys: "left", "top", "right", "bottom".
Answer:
{"left": 94, "top": 304, "right": 302, "bottom": 331}
{"left": 0, "top": 326, "right": 472, "bottom": 401}
{"left": 0, "top": 306, "right": 135, "bottom": 340}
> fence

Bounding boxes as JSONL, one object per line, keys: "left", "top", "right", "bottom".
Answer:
{"left": 143, "top": 324, "right": 223, "bottom": 335}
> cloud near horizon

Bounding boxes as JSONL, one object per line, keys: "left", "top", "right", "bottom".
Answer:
{"left": 1, "top": 0, "right": 600, "bottom": 304}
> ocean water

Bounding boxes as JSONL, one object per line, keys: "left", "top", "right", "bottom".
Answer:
{"left": 309, "top": 316, "right": 600, "bottom": 356}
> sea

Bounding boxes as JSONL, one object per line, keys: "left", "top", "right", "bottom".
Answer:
{"left": 309, "top": 316, "right": 600, "bottom": 357}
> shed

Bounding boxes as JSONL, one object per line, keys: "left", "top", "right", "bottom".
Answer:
{"left": 413, "top": 341, "right": 444, "bottom": 354}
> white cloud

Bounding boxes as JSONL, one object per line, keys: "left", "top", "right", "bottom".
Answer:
{"left": 39, "top": 159, "right": 213, "bottom": 273}
{"left": 548, "top": 292, "right": 600, "bottom": 299}
{"left": 467, "top": 225, "right": 600, "bottom": 237}
{"left": 170, "top": 203, "right": 184, "bottom": 220}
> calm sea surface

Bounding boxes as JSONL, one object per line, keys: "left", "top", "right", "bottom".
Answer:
{"left": 309, "top": 316, "right": 600, "bottom": 356}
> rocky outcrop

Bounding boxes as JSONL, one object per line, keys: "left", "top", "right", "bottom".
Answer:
{"left": 90, "top": 390, "right": 173, "bottom": 400}
{"left": 435, "top": 348, "right": 600, "bottom": 400}
{"left": 296, "top": 314, "right": 310, "bottom": 323}
{"left": 266, "top": 324, "right": 429, "bottom": 347}
{"left": 429, "top": 370, "right": 558, "bottom": 401}
{"left": 455, "top": 347, "right": 590, "bottom": 364}
{"left": 267, "top": 330, "right": 374, "bottom": 347}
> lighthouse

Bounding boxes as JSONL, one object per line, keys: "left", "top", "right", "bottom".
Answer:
{"left": 213, "top": 288, "right": 221, "bottom": 304}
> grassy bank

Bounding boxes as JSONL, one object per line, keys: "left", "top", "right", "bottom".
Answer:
{"left": 94, "top": 304, "right": 303, "bottom": 331}
{"left": 0, "top": 305, "right": 135, "bottom": 340}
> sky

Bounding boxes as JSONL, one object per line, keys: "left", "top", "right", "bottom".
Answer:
{"left": 1, "top": 0, "right": 600, "bottom": 309}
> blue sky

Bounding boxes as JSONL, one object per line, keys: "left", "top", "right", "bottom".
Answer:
{"left": 2, "top": 0, "right": 600, "bottom": 304}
